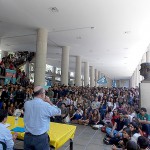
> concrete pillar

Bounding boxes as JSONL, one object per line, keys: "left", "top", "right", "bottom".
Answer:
{"left": 137, "top": 64, "right": 141, "bottom": 85}
{"left": 134, "top": 70, "right": 137, "bottom": 88}
{"left": 84, "top": 62, "right": 89, "bottom": 86}
{"left": 52, "top": 66, "right": 56, "bottom": 85}
{"left": 25, "top": 62, "right": 30, "bottom": 78}
{"left": 90, "top": 66, "right": 94, "bottom": 87}
{"left": 34, "top": 28, "right": 48, "bottom": 86}
{"left": 136, "top": 67, "right": 139, "bottom": 87}
{"left": 146, "top": 50, "right": 150, "bottom": 62}
{"left": 75, "top": 56, "right": 81, "bottom": 86}
{"left": 98, "top": 71, "right": 101, "bottom": 79}
{"left": 95, "top": 69, "right": 98, "bottom": 87}
{"left": 61, "top": 46, "right": 70, "bottom": 85}
{"left": 1, "top": 51, "right": 8, "bottom": 60}
{"left": 141, "top": 53, "right": 146, "bottom": 63}
{"left": 132, "top": 73, "right": 135, "bottom": 88}
{"left": 68, "top": 72, "right": 70, "bottom": 84}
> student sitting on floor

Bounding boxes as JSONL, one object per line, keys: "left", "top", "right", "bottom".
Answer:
{"left": 71, "top": 107, "right": 83, "bottom": 124}
{"left": 78, "top": 108, "right": 89, "bottom": 125}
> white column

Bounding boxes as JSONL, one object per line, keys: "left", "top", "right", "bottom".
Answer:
{"left": 84, "top": 62, "right": 89, "bottom": 86}
{"left": 34, "top": 28, "right": 48, "bottom": 86}
{"left": 95, "top": 69, "right": 98, "bottom": 87}
{"left": 130, "top": 77, "right": 132, "bottom": 88}
{"left": 140, "top": 60, "right": 144, "bottom": 81}
{"left": 25, "top": 62, "right": 30, "bottom": 78}
{"left": 52, "top": 66, "right": 56, "bottom": 85}
{"left": 75, "top": 56, "right": 81, "bottom": 86}
{"left": 137, "top": 64, "right": 141, "bottom": 85}
{"left": 1, "top": 51, "right": 8, "bottom": 59}
{"left": 141, "top": 53, "right": 146, "bottom": 63}
{"left": 90, "top": 66, "right": 94, "bottom": 87}
{"left": 132, "top": 73, "right": 134, "bottom": 88}
{"left": 98, "top": 71, "right": 101, "bottom": 79}
{"left": 61, "top": 46, "right": 70, "bottom": 85}
{"left": 136, "top": 67, "right": 139, "bottom": 87}
{"left": 134, "top": 71, "right": 136, "bottom": 88}
{"left": 146, "top": 50, "right": 150, "bottom": 62}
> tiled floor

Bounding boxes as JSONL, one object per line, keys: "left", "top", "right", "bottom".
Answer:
{"left": 15, "top": 124, "right": 111, "bottom": 150}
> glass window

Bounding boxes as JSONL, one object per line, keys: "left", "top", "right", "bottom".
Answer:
{"left": 70, "top": 72, "right": 74, "bottom": 77}
{"left": 56, "top": 67, "right": 61, "bottom": 75}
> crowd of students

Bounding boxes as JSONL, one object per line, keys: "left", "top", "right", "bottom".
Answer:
{"left": 0, "top": 83, "right": 150, "bottom": 149}
{"left": 0, "top": 52, "right": 34, "bottom": 87}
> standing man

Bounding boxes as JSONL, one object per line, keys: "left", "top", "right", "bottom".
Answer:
{"left": 24, "top": 86, "right": 61, "bottom": 150}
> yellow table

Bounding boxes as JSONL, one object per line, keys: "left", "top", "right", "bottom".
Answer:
{"left": 7, "top": 116, "right": 76, "bottom": 149}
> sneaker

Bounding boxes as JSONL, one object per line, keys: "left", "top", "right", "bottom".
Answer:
{"left": 103, "top": 138, "right": 110, "bottom": 145}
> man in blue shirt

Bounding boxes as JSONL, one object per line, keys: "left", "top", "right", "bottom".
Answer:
{"left": 24, "top": 86, "right": 61, "bottom": 150}
{"left": 0, "top": 110, "right": 18, "bottom": 150}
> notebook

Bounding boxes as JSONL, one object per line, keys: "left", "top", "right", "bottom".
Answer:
{"left": 4, "top": 123, "right": 10, "bottom": 128}
{"left": 11, "top": 127, "right": 25, "bottom": 132}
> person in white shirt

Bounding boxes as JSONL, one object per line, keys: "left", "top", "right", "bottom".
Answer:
{"left": 13, "top": 104, "right": 24, "bottom": 117}
{"left": 91, "top": 97, "right": 100, "bottom": 110}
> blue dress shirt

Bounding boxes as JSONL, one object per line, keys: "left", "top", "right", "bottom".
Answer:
{"left": 24, "top": 97, "right": 61, "bottom": 135}
{"left": 0, "top": 123, "right": 14, "bottom": 150}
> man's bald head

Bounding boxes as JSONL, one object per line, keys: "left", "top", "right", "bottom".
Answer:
{"left": 34, "top": 86, "right": 45, "bottom": 97}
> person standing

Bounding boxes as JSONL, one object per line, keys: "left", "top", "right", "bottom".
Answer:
{"left": 24, "top": 86, "right": 61, "bottom": 150}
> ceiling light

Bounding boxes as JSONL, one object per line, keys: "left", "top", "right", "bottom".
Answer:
{"left": 124, "top": 57, "right": 128, "bottom": 58}
{"left": 48, "top": 7, "right": 59, "bottom": 13}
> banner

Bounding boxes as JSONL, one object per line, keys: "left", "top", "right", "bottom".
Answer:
{"left": 97, "top": 76, "right": 107, "bottom": 84}
{"left": 5, "top": 69, "right": 16, "bottom": 84}
{"left": 112, "top": 80, "right": 117, "bottom": 87}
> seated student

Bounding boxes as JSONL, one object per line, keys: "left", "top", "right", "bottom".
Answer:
{"left": 78, "top": 109, "right": 89, "bottom": 125}
{"left": 55, "top": 103, "right": 68, "bottom": 123}
{"left": 137, "top": 136, "right": 149, "bottom": 150}
{"left": 90, "top": 109, "right": 104, "bottom": 126}
{"left": 71, "top": 107, "right": 83, "bottom": 124}
{"left": 8, "top": 103, "right": 15, "bottom": 116}
{"left": 126, "top": 141, "right": 139, "bottom": 150}
{"left": 68, "top": 105, "right": 75, "bottom": 119}
{"left": 13, "top": 104, "right": 24, "bottom": 117}
{"left": 137, "top": 107, "right": 150, "bottom": 138}
{"left": 0, "top": 110, "right": 18, "bottom": 150}
{"left": 129, "top": 122, "right": 141, "bottom": 142}
{"left": 111, "top": 127, "right": 135, "bottom": 149}
{"left": 103, "top": 107, "right": 113, "bottom": 126}
{"left": 106, "top": 111, "right": 129, "bottom": 138}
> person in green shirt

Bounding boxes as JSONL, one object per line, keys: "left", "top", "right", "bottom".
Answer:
{"left": 137, "top": 107, "right": 150, "bottom": 139}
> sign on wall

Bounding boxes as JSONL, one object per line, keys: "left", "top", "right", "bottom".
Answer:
{"left": 5, "top": 69, "right": 16, "bottom": 84}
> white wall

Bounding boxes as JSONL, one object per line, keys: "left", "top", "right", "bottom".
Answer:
{"left": 116, "top": 79, "right": 130, "bottom": 88}
{"left": 140, "top": 83, "right": 150, "bottom": 114}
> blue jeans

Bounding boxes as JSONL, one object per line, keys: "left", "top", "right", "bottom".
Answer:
{"left": 106, "top": 127, "right": 122, "bottom": 137}
{"left": 24, "top": 133, "right": 50, "bottom": 150}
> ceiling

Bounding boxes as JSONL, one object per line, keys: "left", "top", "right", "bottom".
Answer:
{"left": 0, "top": 0, "right": 150, "bottom": 79}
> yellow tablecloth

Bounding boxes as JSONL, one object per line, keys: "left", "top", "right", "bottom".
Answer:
{"left": 7, "top": 116, "right": 76, "bottom": 149}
